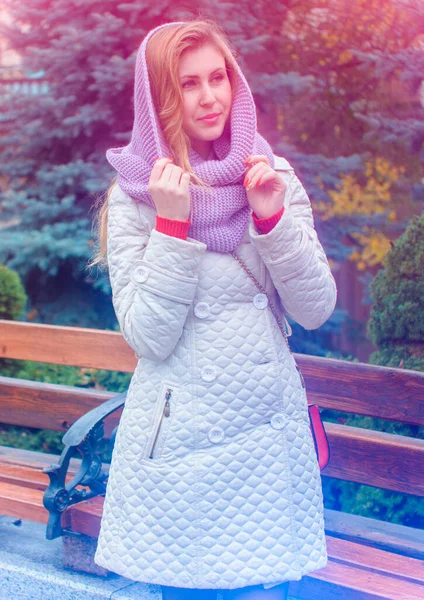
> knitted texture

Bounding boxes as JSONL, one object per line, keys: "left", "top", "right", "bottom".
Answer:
{"left": 156, "top": 215, "right": 191, "bottom": 240}
{"left": 106, "top": 21, "right": 275, "bottom": 253}
{"left": 155, "top": 205, "right": 286, "bottom": 240}
{"left": 252, "top": 205, "right": 285, "bottom": 234}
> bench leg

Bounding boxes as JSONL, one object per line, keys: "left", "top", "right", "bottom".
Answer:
{"left": 62, "top": 532, "right": 110, "bottom": 577}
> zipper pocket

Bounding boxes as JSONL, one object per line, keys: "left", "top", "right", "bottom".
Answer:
{"left": 146, "top": 386, "right": 173, "bottom": 460}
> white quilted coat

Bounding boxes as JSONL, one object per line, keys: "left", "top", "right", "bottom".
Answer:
{"left": 94, "top": 155, "right": 337, "bottom": 590}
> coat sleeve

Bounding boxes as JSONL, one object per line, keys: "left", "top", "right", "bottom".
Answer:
{"left": 107, "top": 184, "right": 207, "bottom": 362}
{"left": 248, "top": 159, "right": 337, "bottom": 330}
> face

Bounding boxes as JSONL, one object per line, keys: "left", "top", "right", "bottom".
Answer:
{"left": 179, "top": 42, "right": 233, "bottom": 159}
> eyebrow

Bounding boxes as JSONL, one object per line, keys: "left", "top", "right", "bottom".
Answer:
{"left": 180, "top": 67, "right": 225, "bottom": 79}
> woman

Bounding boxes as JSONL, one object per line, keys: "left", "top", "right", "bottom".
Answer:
{"left": 91, "top": 17, "right": 337, "bottom": 600}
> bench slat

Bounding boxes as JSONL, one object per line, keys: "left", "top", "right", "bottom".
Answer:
{"left": 324, "top": 508, "right": 424, "bottom": 561}
{"left": 0, "top": 319, "right": 137, "bottom": 372}
{"left": 0, "top": 376, "right": 120, "bottom": 434}
{"left": 0, "top": 482, "right": 47, "bottom": 523}
{"left": 290, "top": 559, "right": 424, "bottom": 600}
{"left": 323, "top": 422, "right": 424, "bottom": 495}
{"left": 0, "top": 445, "right": 89, "bottom": 473}
{"left": 0, "top": 462, "right": 53, "bottom": 490}
{"left": 326, "top": 536, "right": 424, "bottom": 585}
{"left": 1, "top": 320, "right": 424, "bottom": 426}
{"left": 296, "top": 353, "right": 424, "bottom": 427}
{"left": 0, "top": 460, "right": 80, "bottom": 490}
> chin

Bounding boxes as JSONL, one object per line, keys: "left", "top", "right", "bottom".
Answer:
{"left": 195, "top": 127, "right": 225, "bottom": 141}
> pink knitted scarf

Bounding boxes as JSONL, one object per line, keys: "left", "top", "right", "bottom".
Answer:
{"left": 106, "top": 21, "right": 275, "bottom": 253}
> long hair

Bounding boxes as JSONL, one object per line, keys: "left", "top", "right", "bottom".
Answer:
{"left": 88, "top": 18, "right": 238, "bottom": 270}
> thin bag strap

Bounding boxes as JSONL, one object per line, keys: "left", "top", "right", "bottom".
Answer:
{"left": 230, "top": 251, "right": 291, "bottom": 349}
{"left": 229, "top": 253, "right": 332, "bottom": 470}
{"left": 230, "top": 251, "right": 307, "bottom": 390}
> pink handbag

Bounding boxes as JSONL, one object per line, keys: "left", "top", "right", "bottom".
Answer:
{"left": 308, "top": 404, "right": 330, "bottom": 470}
{"left": 230, "top": 251, "right": 330, "bottom": 471}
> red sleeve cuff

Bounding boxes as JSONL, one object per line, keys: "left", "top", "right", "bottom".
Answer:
{"left": 252, "top": 205, "right": 285, "bottom": 234}
{"left": 156, "top": 215, "right": 191, "bottom": 240}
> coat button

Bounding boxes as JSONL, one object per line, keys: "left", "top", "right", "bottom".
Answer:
{"left": 133, "top": 265, "right": 149, "bottom": 283}
{"left": 201, "top": 365, "right": 217, "bottom": 382}
{"left": 208, "top": 427, "right": 224, "bottom": 443}
{"left": 253, "top": 293, "right": 268, "bottom": 309}
{"left": 270, "top": 414, "right": 286, "bottom": 430}
{"left": 194, "top": 302, "right": 210, "bottom": 318}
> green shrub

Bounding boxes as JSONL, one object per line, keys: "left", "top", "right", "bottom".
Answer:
{"left": 367, "top": 213, "right": 424, "bottom": 372}
{"left": 0, "top": 264, "right": 27, "bottom": 320}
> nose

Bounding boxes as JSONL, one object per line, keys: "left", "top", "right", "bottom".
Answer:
{"left": 199, "top": 83, "right": 216, "bottom": 105}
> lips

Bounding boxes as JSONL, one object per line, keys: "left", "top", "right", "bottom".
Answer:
{"left": 199, "top": 113, "right": 221, "bottom": 120}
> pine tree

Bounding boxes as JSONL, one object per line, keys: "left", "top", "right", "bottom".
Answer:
{"left": 0, "top": 0, "right": 187, "bottom": 326}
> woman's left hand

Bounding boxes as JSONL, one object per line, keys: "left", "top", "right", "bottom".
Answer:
{"left": 243, "top": 155, "right": 287, "bottom": 219}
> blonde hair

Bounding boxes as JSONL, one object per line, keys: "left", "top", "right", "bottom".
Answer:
{"left": 88, "top": 18, "right": 238, "bottom": 270}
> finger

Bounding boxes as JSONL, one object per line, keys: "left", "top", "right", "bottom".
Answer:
{"left": 150, "top": 158, "right": 174, "bottom": 183}
{"left": 244, "top": 154, "right": 270, "bottom": 166}
{"left": 160, "top": 162, "right": 177, "bottom": 184}
{"left": 247, "top": 168, "right": 273, "bottom": 190}
{"left": 245, "top": 160, "right": 270, "bottom": 176}
{"left": 245, "top": 163, "right": 270, "bottom": 187}
{"left": 250, "top": 170, "right": 277, "bottom": 189}
{"left": 179, "top": 172, "right": 191, "bottom": 194}
{"left": 244, "top": 162, "right": 265, "bottom": 180}
{"left": 168, "top": 164, "right": 184, "bottom": 188}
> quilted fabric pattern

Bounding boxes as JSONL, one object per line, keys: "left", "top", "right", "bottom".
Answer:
{"left": 93, "top": 156, "right": 337, "bottom": 590}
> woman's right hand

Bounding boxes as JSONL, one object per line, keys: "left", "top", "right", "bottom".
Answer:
{"left": 148, "top": 158, "right": 191, "bottom": 221}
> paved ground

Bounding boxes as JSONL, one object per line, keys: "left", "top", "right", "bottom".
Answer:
{"left": 0, "top": 515, "right": 296, "bottom": 599}
{"left": 0, "top": 514, "right": 164, "bottom": 600}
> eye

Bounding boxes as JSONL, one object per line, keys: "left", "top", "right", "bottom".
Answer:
{"left": 182, "top": 74, "right": 225, "bottom": 89}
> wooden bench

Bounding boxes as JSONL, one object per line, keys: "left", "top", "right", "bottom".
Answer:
{"left": 0, "top": 318, "right": 423, "bottom": 599}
